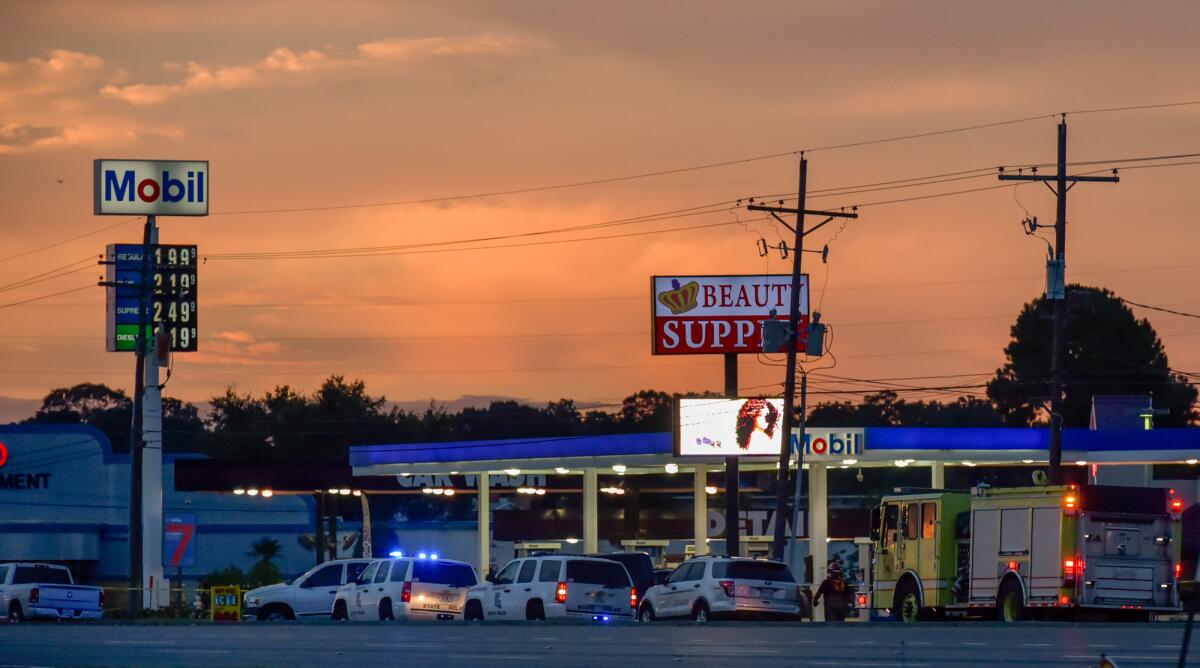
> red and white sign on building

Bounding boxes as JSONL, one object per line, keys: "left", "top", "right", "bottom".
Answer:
{"left": 651, "top": 274, "right": 808, "bottom": 355}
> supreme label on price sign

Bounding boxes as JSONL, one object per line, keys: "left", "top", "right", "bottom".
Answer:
{"left": 651, "top": 275, "right": 808, "bottom": 355}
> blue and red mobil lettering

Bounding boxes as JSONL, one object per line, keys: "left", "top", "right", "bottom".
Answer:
{"left": 103, "top": 169, "right": 204, "bottom": 204}
{"left": 792, "top": 431, "right": 864, "bottom": 458}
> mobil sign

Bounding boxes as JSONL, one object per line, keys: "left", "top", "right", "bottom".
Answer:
{"left": 792, "top": 428, "right": 865, "bottom": 461}
{"left": 93, "top": 159, "right": 209, "bottom": 216}
{"left": 651, "top": 274, "right": 808, "bottom": 355}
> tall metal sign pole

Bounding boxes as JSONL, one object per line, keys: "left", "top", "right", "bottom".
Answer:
{"left": 127, "top": 214, "right": 154, "bottom": 617}
{"left": 749, "top": 157, "right": 857, "bottom": 561}
{"left": 723, "top": 353, "right": 739, "bottom": 557}
{"left": 95, "top": 159, "right": 207, "bottom": 616}
{"left": 998, "top": 118, "right": 1117, "bottom": 483}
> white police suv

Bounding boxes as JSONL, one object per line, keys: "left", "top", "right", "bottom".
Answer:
{"left": 638, "top": 555, "right": 802, "bottom": 622}
{"left": 464, "top": 555, "right": 636, "bottom": 622}
{"left": 332, "top": 555, "right": 478, "bottom": 621}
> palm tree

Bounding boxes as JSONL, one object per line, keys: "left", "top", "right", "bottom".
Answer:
{"left": 248, "top": 538, "right": 282, "bottom": 565}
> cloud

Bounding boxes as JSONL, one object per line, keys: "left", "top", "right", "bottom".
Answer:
{"left": 357, "top": 34, "right": 543, "bottom": 60}
{"left": 101, "top": 47, "right": 330, "bottom": 105}
{"left": 101, "top": 34, "right": 544, "bottom": 105}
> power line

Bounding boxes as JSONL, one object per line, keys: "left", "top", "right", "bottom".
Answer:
{"left": 0, "top": 257, "right": 94, "bottom": 293}
{"left": 0, "top": 284, "right": 94, "bottom": 309}
{"left": 1121, "top": 298, "right": 1200, "bottom": 320}
{"left": 0, "top": 217, "right": 139, "bottom": 265}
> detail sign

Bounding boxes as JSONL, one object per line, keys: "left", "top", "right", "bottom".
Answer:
{"left": 93, "top": 160, "right": 209, "bottom": 216}
{"left": 105, "top": 243, "right": 199, "bottom": 352}
{"left": 676, "top": 397, "right": 786, "bottom": 457}
{"left": 651, "top": 275, "right": 808, "bottom": 355}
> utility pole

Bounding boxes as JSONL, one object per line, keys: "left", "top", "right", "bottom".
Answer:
{"left": 998, "top": 116, "right": 1118, "bottom": 484}
{"left": 724, "top": 353, "right": 739, "bottom": 557}
{"left": 127, "top": 214, "right": 155, "bottom": 618}
{"left": 749, "top": 158, "right": 857, "bottom": 561}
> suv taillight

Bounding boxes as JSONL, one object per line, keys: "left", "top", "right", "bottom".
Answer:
{"left": 1176, "top": 563, "right": 1183, "bottom": 580}
{"left": 555, "top": 582, "right": 568, "bottom": 604}
{"left": 401, "top": 581, "right": 412, "bottom": 603}
{"left": 29, "top": 587, "right": 39, "bottom": 604}
{"left": 630, "top": 587, "right": 637, "bottom": 609}
{"left": 719, "top": 580, "right": 735, "bottom": 598}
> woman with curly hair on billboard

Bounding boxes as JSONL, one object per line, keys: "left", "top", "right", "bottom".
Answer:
{"left": 735, "top": 398, "right": 780, "bottom": 452}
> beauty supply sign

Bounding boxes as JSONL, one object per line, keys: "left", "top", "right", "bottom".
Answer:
{"left": 677, "top": 397, "right": 786, "bottom": 458}
{"left": 93, "top": 159, "right": 209, "bottom": 216}
{"left": 651, "top": 275, "right": 808, "bottom": 355}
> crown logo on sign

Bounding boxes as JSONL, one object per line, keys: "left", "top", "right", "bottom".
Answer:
{"left": 657, "top": 279, "right": 700, "bottom": 315}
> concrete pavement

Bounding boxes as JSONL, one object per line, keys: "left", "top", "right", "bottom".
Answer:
{"left": 0, "top": 620, "right": 1196, "bottom": 667}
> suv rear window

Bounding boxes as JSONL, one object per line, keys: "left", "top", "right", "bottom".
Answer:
{"left": 13, "top": 566, "right": 71, "bottom": 585}
{"left": 712, "top": 561, "right": 795, "bottom": 582}
{"left": 411, "top": 561, "right": 476, "bottom": 587}
{"left": 566, "top": 560, "right": 630, "bottom": 587}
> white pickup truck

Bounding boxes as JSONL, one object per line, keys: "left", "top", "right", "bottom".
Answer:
{"left": 1, "top": 563, "right": 104, "bottom": 622}
{"left": 243, "top": 558, "right": 372, "bottom": 620}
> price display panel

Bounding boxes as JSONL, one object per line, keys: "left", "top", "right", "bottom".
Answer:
{"left": 105, "top": 243, "right": 199, "bottom": 352}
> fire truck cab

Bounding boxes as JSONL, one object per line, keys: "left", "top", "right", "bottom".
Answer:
{"left": 870, "top": 484, "right": 1183, "bottom": 622}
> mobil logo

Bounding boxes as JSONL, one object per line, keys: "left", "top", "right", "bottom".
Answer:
{"left": 792, "top": 428, "right": 865, "bottom": 461}
{"left": 93, "top": 159, "right": 209, "bottom": 216}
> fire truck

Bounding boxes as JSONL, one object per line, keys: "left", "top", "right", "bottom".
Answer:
{"left": 868, "top": 484, "right": 1183, "bottom": 621}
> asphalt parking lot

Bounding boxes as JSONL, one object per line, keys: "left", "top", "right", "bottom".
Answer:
{"left": 0, "top": 620, "right": 1196, "bottom": 667}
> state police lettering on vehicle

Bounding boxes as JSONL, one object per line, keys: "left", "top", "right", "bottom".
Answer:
{"left": 93, "top": 160, "right": 210, "bottom": 216}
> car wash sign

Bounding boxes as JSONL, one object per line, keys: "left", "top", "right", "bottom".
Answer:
{"left": 652, "top": 274, "right": 808, "bottom": 355}
{"left": 93, "top": 160, "right": 209, "bottom": 216}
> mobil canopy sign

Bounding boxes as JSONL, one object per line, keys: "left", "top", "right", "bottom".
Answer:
{"left": 93, "top": 159, "right": 209, "bottom": 216}
{"left": 652, "top": 274, "right": 808, "bottom": 355}
{"left": 792, "top": 428, "right": 865, "bottom": 462}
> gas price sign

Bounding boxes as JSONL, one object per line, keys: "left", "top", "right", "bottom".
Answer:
{"left": 105, "top": 243, "right": 199, "bottom": 352}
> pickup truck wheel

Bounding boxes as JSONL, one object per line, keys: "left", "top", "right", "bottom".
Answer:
{"left": 997, "top": 580, "right": 1026, "bottom": 622}
{"left": 637, "top": 603, "right": 655, "bottom": 622}
{"left": 464, "top": 600, "right": 483, "bottom": 621}
{"left": 259, "top": 604, "right": 294, "bottom": 621}
{"left": 378, "top": 599, "right": 394, "bottom": 621}
{"left": 8, "top": 602, "right": 24, "bottom": 623}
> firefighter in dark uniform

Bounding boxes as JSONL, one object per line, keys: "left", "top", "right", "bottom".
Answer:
{"left": 813, "top": 561, "right": 851, "bottom": 622}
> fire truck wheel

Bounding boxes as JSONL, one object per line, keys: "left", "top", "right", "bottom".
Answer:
{"left": 997, "top": 580, "right": 1026, "bottom": 622}
{"left": 894, "top": 581, "right": 922, "bottom": 623}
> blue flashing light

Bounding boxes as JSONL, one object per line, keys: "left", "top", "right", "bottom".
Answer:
{"left": 592, "top": 614, "right": 611, "bottom": 623}
{"left": 388, "top": 550, "right": 404, "bottom": 558}
{"left": 418, "top": 552, "right": 428, "bottom": 560}
{"left": 430, "top": 553, "right": 439, "bottom": 560}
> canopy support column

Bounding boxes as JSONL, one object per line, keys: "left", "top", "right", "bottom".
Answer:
{"left": 931, "top": 462, "right": 945, "bottom": 489}
{"left": 809, "top": 462, "right": 828, "bottom": 622}
{"left": 583, "top": 468, "right": 599, "bottom": 553}
{"left": 478, "top": 472, "right": 490, "bottom": 576}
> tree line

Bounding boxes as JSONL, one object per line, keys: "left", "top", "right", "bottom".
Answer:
{"left": 14, "top": 285, "right": 1196, "bottom": 459}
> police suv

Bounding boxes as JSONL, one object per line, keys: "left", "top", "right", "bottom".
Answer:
{"left": 464, "top": 555, "right": 636, "bottom": 621}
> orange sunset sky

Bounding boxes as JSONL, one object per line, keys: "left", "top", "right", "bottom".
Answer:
{"left": 1, "top": 1, "right": 1198, "bottom": 419}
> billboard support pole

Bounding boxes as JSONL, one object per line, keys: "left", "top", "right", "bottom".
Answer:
{"left": 788, "top": 371, "right": 807, "bottom": 576}
{"left": 723, "top": 353, "right": 739, "bottom": 557}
